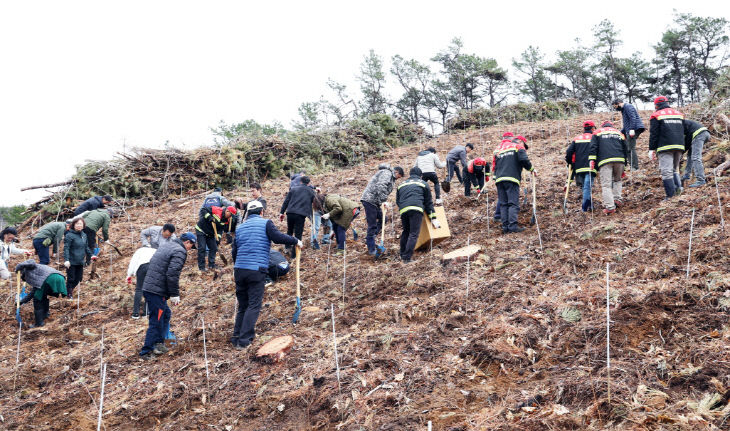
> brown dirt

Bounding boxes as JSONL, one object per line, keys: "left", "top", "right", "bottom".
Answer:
{"left": 2, "top": 111, "right": 730, "bottom": 430}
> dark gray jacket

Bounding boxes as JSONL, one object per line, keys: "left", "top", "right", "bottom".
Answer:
{"left": 446, "top": 145, "right": 468, "bottom": 167}
{"left": 73, "top": 196, "right": 105, "bottom": 216}
{"left": 361, "top": 164, "right": 396, "bottom": 206}
{"left": 141, "top": 238, "right": 188, "bottom": 298}
{"left": 63, "top": 230, "right": 92, "bottom": 265}
{"left": 280, "top": 185, "right": 316, "bottom": 217}
{"left": 15, "top": 260, "right": 64, "bottom": 289}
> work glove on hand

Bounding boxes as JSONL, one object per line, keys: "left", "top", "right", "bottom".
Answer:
{"left": 629, "top": 130, "right": 635, "bottom": 137}
{"left": 648, "top": 150, "right": 656, "bottom": 161}
{"left": 42, "top": 238, "right": 52, "bottom": 247}
{"left": 24, "top": 251, "right": 32, "bottom": 257}
{"left": 383, "top": 202, "right": 391, "bottom": 209}
{"left": 169, "top": 296, "right": 180, "bottom": 306}
{"left": 431, "top": 219, "right": 441, "bottom": 229}
{"left": 321, "top": 213, "right": 330, "bottom": 220}
{"left": 91, "top": 256, "right": 98, "bottom": 261}
{"left": 64, "top": 261, "right": 71, "bottom": 268}
{"left": 297, "top": 240, "right": 303, "bottom": 249}
{"left": 621, "top": 171, "right": 627, "bottom": 179}
{"left": 589, "top": 161, "right": 595, "bottom": 170}
{"left": 126, "top": 276, "right": 132, "bottom": 284}
{"left": 225, "top": 233, "right": 232, "bottom": 244}
{"left": 531, "top": 170, "right": 538, "bottom": 178}
{"left": 279, "top": 214, "right": 285, "bottom": 222}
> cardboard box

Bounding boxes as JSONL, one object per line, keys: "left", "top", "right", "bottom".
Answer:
{"left": 415, "top": 206, "right": 451, "bottom": 250}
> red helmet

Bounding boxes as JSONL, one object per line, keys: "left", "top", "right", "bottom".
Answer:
{"left": 601, "top": 121, "right": 613, "bottom": 128}
{"left": 583, "top": 120, "right": 596, "bottom": 128}
{"left": 654, "top": 96, "right": 668, "bottom": 105}
{"left": 502, "top": 132, "right": 514, "bottom": 138}
{"left": 474, "top": 157, "right": 487, "bottom": 166}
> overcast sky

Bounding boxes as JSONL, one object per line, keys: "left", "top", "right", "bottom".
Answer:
{"left": 1, "top": 1, "right": 727, "bottom": 205}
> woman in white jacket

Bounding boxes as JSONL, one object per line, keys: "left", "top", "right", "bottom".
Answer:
{"left": 414, "top": 147, "right": 446, "bottom": 204}
{"left": 1, "top": 227, "right": 30, "bottom": 279}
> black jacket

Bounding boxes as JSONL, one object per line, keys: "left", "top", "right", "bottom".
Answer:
{"left": 141, "top": 239, "right": 188, "bottom": 298}
{"left": 649, "top": 104, "right": 685, "bottom": 153}
{"left": 589, "top": 127, "right": 627, "bottom": 168}
{"left": 280, "top": 185, "right": 316, "bottom": 217}
{"left": 195, "top": 207, "right": 226, "bottom": 238}
{"left": 73, "top": 196, "right": 105, "bottom": 216}
{"left": 565, "top": 132, "right": 595, "bottom": 174}
{"left": 63, "top": 229, "right": 92, "bottom": 266}
{"left": 683, "top": 119, "right": 709, "bottom": 152}
{"left": 396, "top": 175, "right": 436, "bottom": 218}
{"left": 492, "top": 140, "right": 533, "bottom": 186}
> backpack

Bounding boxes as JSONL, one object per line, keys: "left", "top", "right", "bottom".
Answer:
{"left": 202, "top": 195, "right": 222, "bottom": 210}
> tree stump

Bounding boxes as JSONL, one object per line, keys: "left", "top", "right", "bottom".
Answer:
{"left": 442, "top": 245, "right": 482, "bottom": 264}
{"left": 255, "top": 336, "right": 294, "bottom": 363}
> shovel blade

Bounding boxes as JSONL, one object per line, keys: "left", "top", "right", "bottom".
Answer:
{"left": 374, "top": 244, "right": 386, "bottom": 259}
{"left": 441, "top": 181, "right": 451, "bottom": 193}
{"left": 292, "top": 296, "right": 301, "bottom": 324}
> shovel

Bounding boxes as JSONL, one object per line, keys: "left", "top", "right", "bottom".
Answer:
{"left": 563, "top": 166, "right": 573, "bottom": 214}
{"left": 292, "top": 246, "right": 302, "bottom": 324}
{"left": 104, "top": 241, "right": 123, "bottom": 257}
{"left": 441, "top": 180, "right": 451, "bottom": 194}
{"left": 374, "top": 204, "right": 387, "bottom": 259}
{"left": 15, "top": 272, "right": 22, "bottom": 325}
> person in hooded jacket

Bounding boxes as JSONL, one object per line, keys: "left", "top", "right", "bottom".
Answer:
{"left": 1, "top": 227, "right": 31, "bottom": 280}
{"left": 360, "top": 164, "right": 404, "bottom": 256}
{"left": 414, "top": 147, "right": 446, "bottom": 204}
{"left": 63, "top": 217, "right": 94, "bottom": 297}
{"left": 16, "top": 260, "right": 67, "bottom": 327}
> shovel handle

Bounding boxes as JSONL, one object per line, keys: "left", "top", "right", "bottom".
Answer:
{"left": 381, "top": 204, "right": 386, "bottom": 244}
{"left": 295, "top": 246, "right": 301, "bottom": 299}
{"left": 16, "top": 271, "right": 21, "bottom": 311}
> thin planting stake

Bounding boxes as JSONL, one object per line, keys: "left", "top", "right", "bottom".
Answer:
{"left": 325, "top": 238, "right": 332, "bottom": 278}
{"left": 96, "top": 363, "right": 107, "bottom": 431}
{"left": 330, "top": 304, "right": 342, "bottom": 396}
{"left": 606, "top": 263, "right": 611, "bottom": 404}
{"left": 714, "top": 169, "right": 725, "bottom": 232}
{"left": 342, "top": 243, "right": 346, "bottom": 308}
{"left": 202, "top": 316, "right": 210, "bottom": 394}
{"left": 687, "top": 208, "right": 695, "bottom": 278}
{"left": 531, "top": 174, "right": 543, "bottom": 252}
{"left": 466, "top": 235, "right": 471, "bottom": 313}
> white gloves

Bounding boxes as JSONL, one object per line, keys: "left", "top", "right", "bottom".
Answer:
{"left": 169, "top": 296, "right": 180, "bottom": 306}
{"left": 431, "top": 219, "right": 441, "bottom": 229}
{"left": 629, "top": 129, "right": 635, "bottom": 137}
{"left": 648, "top": 150, "right": 656, "bottom": 161}
{"left": 297, "top": 240, "right": 303, "bottom": 249}
{"left": 321, "top": 213, "right": 330, "bottom": 220}
{"left": 383, "top": 202, "right": 391, "bottom": 209}
{"left": 64, "top": 261, "right": 71, "bottom": 268}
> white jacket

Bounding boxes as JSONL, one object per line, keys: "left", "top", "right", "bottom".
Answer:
{"left": 127, "top": 247, "right": 157, "bottom": 277}
{"left": 414, "top": 151, "right": 446, "bottom": 173}
{"left": 0, "top": 241, "right": 28, "bottom": 280}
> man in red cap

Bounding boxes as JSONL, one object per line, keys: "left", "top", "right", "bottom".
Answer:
{"left": 648, "top": 96, "right": 686, "bottom": 199}
{"left": 589, "top": 121, "right": 628, "bottom": 214}
{"left": 565, "top": 121, "right": 597, "bottom": 211}
{"left": 464, "top": 157, "right": 489, "bottom": 196}
{"left": 492, "top": 133, "right": 516, "bottom": 221}
{"left": 195, "top": 205, "right": 236, "bottom": 271}
{"left": 492, "top": 134, "right": 535, "bottom": 233}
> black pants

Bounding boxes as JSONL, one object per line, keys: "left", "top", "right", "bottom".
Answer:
{"left": 134, "top": 263, "right": 149, "bottom": 315}
{"left": 232, "top": 268, "right": 267, "bottom": 347}
{"left": 421, "top": 172, "right": 441, "bottom": 199}
{"left": 140, "top": 292, "right": 170, "bottom": 356}
{"left": 196, "top": 232, "right": 218, "bottom": 270}
{"left": 83, "top": 227, "right": 97, "bottom": 263}
{"left": 447, "top": 161, "right": 463, "bottom": 183}
{"left": 33, "top": 286, "right": 50, "bottom": 325}
{"left": 497, "top": 181, "right": 520, "bottom": 232}
{"left": 286, "top": 213, "right": 306, "bottom": 257}
{"left": 464, "top": 171, "right": 485, "bottom": 196}
{"left": 362, "top": 200, "right": 382, "bottom": 253}
{"left": 399, "top": 210, "right": 423, "bottom": 261}
{"left": 66, "top": 264, "right": 84, "bottom": 295}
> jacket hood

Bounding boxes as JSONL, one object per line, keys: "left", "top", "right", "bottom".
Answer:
{"left": 655, "top": 101, "right": 670, "bottom": 110}
{"left": 417, "top": 150, "right": 430, "bottom": 156}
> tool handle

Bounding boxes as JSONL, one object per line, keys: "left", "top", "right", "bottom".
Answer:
{"left": 295, "top": 246, "right": 301, "bottom": 298}
{"left": 16, "top": 271, "right": 21, "bottom": 311}
{"left": 381, "top": 204, "right": 386, "bottom": 243}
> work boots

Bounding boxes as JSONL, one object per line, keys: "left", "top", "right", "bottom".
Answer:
{"left": 662, "top": 179, "right": 676, "bottom": 199}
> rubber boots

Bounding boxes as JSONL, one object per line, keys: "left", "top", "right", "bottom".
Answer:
{"left": 663, "top": 179, "right": 676, "bottom": 199}
{"left": 673, "top": 173, "right": 683, "bottom": 195}
{"left": 32, "top": 301, "right": 45, "bottom": 328}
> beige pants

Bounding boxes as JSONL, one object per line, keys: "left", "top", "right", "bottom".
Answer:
{"left": 599, "top": 162, "right": 624, "bottom": 210}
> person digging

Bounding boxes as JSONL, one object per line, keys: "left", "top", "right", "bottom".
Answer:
{"left": 16, "top": 259, "right": 68, "bottom": 328}
{"left": 396, "top": 167, "right": 439, "bottom": 263}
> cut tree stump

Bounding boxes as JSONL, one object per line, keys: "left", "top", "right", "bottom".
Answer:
{"left": 255, "top": 336, "right": 294, "bottom": 363}
{"left": 441, "top": 245, "right": 481, "bottom": 264}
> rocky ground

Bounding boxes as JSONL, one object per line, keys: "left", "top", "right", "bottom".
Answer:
{"left": 1, "top": 111, "right": 730, "bottom": 430}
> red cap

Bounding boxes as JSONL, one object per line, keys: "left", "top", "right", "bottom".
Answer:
{"left": 474, "top": 157, "right": 486, "bottom": 166}
{"left": 514, "top": 135, "right": 527, "bottom": 143}
{"left": 601, "top": 121, "right": 613, "bottom": 128}
{"left": 583, "top": 120, "right": 596, "bottom": 128}
{"left": 502, "top": 132, "right": 514, "bottom": 138}
{"left": 654, "top": 96, "right": 668, "bottom": 105}
{"left": 226, "top": 205, "right": 237, "bottom": 215}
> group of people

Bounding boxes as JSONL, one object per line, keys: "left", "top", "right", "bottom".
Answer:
{"left": 1, "top": 94, "right": 712, "bottom": 360}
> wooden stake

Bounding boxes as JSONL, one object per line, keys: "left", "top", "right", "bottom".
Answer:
{"left": 687, "top": 208, "right": 695, "bottom": 278}
{"left": 342, "top": 243, "right": 346, "bottom": 308}
{"left": 531, "top": 174, "right": 544, "bottom": 252}
{"left": 325, "top": 238, "right": 332, "bottom": 279}
{"left": 330, "top": 304, "right": 342, "bottom": 396}
{"left": 466, "top": 235, "right": 471, "bottom": 313}
{"left": 202, "top": 316, "right": 210, "bottom": 394}
{"left": 97, "top": 363, "right": 107, "bottom": 431}
{"left": 714, "top": 169, "right": 725, "bottom": 232}
{"left": 606, "top": 263, "right": 611, "bottom": 404}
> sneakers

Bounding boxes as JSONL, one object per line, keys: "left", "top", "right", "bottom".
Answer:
{"left": 131, "top": 313, "right": 140, "bottom": 320}
{"left": 153, "top": 343, "right": 169, "bottom": 355}
{"left": 435, "top": 199, "right": 443, "bottom": 205}
{"left": 603, "top": 208, "right": 616, "bottom": 215}
{"left": 140, "top": 353, "right": 155, "bottom": 361}
{"left": 689, "top": 180, "right": 706, "bottom": 188}
{"left": 614, "top": 199, "right": 623, "bottom": 208}
{"left": 508, "top": 226, "right": 525, "bottom": 233}
{"left": 235, "top": 342, "right": 250, "bottom": 350}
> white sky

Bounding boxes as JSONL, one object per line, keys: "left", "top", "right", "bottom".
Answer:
{"left": 1, "top": 1, "right": 727, "bottom": 205}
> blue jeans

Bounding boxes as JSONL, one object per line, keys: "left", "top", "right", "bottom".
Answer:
{"left": 140, "top": 292, "right": 170, "bottom": 356}
{"left": 576, "top": 172, "right": 595, "bottom": 211}
{"left": 311, "top": 211, "right": 332, "bottom": 243}
{"left": 33, "top": 238, "right": 51, "bottom": 265}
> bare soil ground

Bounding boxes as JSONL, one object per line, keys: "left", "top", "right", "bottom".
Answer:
{"left": 2, "top": 112, "right": 730, "bottom": 430}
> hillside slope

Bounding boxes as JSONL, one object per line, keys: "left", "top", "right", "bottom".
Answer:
{"left": 2, "top": 112, "right": 730, "bottom": 430}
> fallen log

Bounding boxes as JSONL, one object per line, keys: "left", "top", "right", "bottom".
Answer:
{"left": 20, "top": 180, "right": 73, "bottom": 192}
{"left": 442, "top": 244, "right": 482, "bottom": 264}
{"left": 255, "top": 335, "right": 294, "bottom": 363}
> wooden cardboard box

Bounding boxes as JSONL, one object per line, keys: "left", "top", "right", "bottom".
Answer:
{"left": 415, "top": 206, "right": 451, "bottom": 250}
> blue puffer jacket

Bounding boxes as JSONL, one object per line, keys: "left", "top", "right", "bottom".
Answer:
{"left": 232, "top": 214, "right": 298, "bottom": 272}
{"left": 619, "top": 103, "right": 645, "bottom": 136}
{"left": 142, "top": 239, "right": 188, "bottom": 298}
